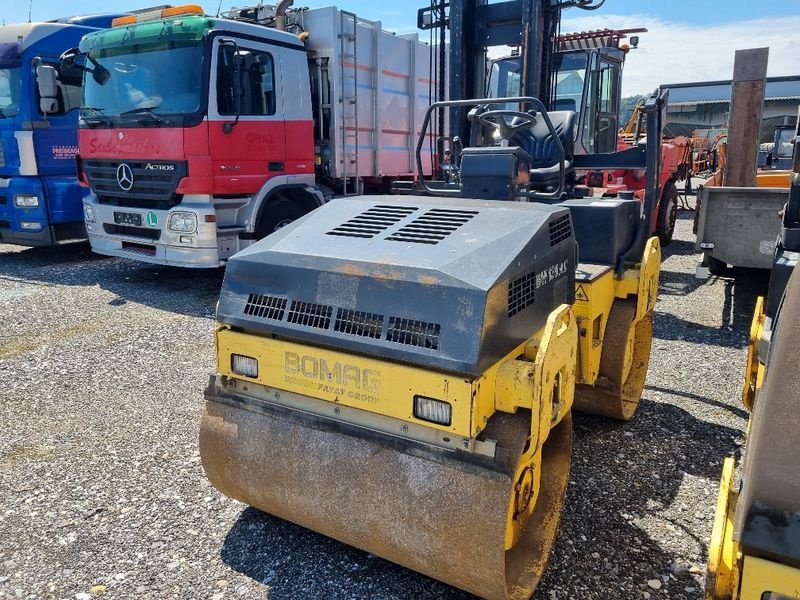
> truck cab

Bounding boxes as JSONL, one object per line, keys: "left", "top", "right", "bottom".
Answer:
{"left": 486, "top": 46, "right": 624, "bottom": 156}
{"left": 77, "top": 4, "right": 435, "bottom": 268}
{"left": 768, "top": 124, "right": 794, "bottom": 171}
{"left": 0, "top": 16, "right": 119, "bottom": 247}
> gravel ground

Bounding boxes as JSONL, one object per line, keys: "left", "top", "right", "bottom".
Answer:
{"left": 0, "top": 201, "right": 767, "bottom": 600}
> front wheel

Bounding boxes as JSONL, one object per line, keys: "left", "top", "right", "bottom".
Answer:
{"left": 256, "top": 199, "right": 306, "bottom": 239}
{"left": 656, "top": 181, "right": 678, "bottom": 246}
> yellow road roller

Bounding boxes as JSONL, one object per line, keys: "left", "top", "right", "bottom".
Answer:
{"left": 706, "top": 122, "right": 800, "bottom": 600}
{"left": 200, "top": 191, "right": 660, "bottom": 598}
{"left": 706, "top": 272, "right": 800, "bottom": 600}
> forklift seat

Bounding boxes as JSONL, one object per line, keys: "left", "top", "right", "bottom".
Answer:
{"left": 511, "top": 110, "right": 577, "bottom": 190}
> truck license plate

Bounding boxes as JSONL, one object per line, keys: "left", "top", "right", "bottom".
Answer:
{"left": 114, "top": 211, "right": 142, "bottom": 226}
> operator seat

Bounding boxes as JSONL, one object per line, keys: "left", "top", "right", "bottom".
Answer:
{"left": 511, "top": 110, "right": 577, "bottom": 191}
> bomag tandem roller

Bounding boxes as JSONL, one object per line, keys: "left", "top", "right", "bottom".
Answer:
{"left": 199, "top": 92, "right": 666, "bottom": 600}
{"left": 200, "top": 0, "right": 666, "bottom": 585}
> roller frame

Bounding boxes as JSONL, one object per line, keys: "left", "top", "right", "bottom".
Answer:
{"left": 201, "top": 305, "right": 579, "bottom": 599}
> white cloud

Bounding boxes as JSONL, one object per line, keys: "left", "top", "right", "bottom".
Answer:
{"left": 560, "top": 13, "right": 800, "bottom": 96}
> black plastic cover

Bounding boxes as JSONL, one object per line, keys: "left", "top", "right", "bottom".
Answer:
{"left": 460, "top": 147, "right": 529, "bottom": 201}
{"left": 559, "top": 198, "right": 639, "bottom": 265}
{"left": 218, "top": 195, "right": 577, "bottom": 375}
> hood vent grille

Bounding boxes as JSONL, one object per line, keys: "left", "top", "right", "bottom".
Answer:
{"left": 386, "top": 208, "right": 478, "bottom": 245}
{"left": 508, "top": 271, "right": 536, "bottom": 318}
{"left": 287, "top": 301, "right": 333, "bottom": 330}
{"left": 327, "top": 205, "right": 418, "bottom": 239}
{"left": 244, "top": 294, "right": 287, "bottom": 321}
{"left": 334, "top": 309, "right": 384, "bottom": 339}
{"left": 386, "top": 317, "right": 441, "bottom": 350}
{"left": 549, "top": 214, "right": 572, "bottom": 247}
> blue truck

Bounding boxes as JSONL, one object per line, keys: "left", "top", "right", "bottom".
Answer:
{"left": 0, "top": 15, "right": 120, "bottom": 246}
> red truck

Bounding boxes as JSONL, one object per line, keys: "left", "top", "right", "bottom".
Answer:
{"left": 73, "top": 4, "right": 436, "bottom": 267}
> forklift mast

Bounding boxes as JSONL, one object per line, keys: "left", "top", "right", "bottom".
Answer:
{"left": 418, "top": 0, "right": 607, "bottom": 144}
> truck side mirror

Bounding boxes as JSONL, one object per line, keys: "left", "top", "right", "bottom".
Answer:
{"left": 220, "top": 39, "right": 243, "bottom": 134}
{"left": 36, "top": 64, "right": 59, "bottom": 115}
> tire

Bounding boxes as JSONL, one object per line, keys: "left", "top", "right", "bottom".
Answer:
{"left": 656, "top": 181, "right": 678, "bottom": 246}
{"left": 707, "top": 256, "right": 728, "bottom": 276}
{"left": 256, "top": 199, "right": 307, "bottom": 239}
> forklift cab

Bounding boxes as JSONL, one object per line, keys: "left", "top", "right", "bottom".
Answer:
{"left": 487, "top": 47, "right": 624, "bottom": 155}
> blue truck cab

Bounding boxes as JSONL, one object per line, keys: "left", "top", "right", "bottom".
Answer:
{"left": 0, "top": 15, "right": 120, "bottom": 246}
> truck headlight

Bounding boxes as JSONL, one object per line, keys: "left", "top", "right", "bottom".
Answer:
{"left": 14, "top": 194, "right": 39, "bottom": 207}
{"left": 19, "top": 221, "right": 42, "bottom": 231}
{"left": 168, "top": 211, "right": 198, "bottom": 233}
{"left": 231, "top": 354, "right": 258, "bottom": 378}
{"left": 413, "top": 396, "right": 452, "bottom": 426}
{"left": 83, "top": 202, "right": 96, "bottom": 223}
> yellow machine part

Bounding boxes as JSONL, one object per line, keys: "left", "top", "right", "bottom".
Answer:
{"left": 741, "top": 296, "right": 766, "bottom": 411}
{"left": 202, "top": 305, "right": 579, "bottom": 599}
{"left": 572, "top": 236, "right": 661, "bottom": 419}
{"left": 706, "top": 457, "right": 800, "bottom": 600}
{"left": 706, "top": 457, "right": 740, "bottom": 599}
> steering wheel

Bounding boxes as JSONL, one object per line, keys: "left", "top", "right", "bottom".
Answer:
{"left": 477, "top": 109, "right": 537, "bottom": 141}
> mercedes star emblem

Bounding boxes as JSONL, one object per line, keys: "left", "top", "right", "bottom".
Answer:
{"left": 116, "top": 163, "right": 134, "bottom": 192}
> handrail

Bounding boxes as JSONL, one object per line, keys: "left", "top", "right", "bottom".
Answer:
{"left": 415, "top": 96, "right": 566, "bottom": 200}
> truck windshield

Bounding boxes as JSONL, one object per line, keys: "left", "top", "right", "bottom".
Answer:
{"left": 0, "top": 67, "right": 21, "bottom": 118}
{"left": 487, "top": 52, "right": 589, "bottom": 114}
{"left": 487, "top": 57, "right": 521, "bottom": 110}
{"left": 777, "top": 128, "right": 795, "bottom": 159}
{"left": 83, "top": 41, "right": 204, "bottom": 125}
{"left": 551, "top": 52, "right": 589, "bottom": 113}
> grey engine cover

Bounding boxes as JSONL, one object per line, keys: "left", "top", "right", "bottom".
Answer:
{"left": 218, "top": 196, "right": 577, "bottom": 376}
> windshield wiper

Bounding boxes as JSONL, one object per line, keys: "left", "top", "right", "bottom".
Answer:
{"left": 120, "top": 107, "right": 173, "bottom": 127}
{"left": 80, "top": 106, "right": 108, "bottom": 126}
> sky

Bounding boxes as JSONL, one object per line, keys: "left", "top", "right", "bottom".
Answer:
{"left": 3, "top": 1, "right": 799, "bottom": 95}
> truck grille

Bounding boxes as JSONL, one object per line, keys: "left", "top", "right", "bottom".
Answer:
{"left": 103, "top": 224, "right": 162, "bottom": 241}
{"left": 83, "top": 159, "right": 188, "bottom": 210}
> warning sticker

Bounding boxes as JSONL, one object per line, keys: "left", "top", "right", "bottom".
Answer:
{"left": 575, "top": 285, "right": 589, "bottom": 302}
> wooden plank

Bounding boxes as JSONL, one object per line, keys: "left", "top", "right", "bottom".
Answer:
{"left": 724, "top": 47, "right": 769, "bottom": 187}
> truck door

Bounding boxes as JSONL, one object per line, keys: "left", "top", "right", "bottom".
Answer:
{"left": 581, "top": 53, "right": 621, "bottom": 155}
{"left": 209, "top": 37, "right": 288, "bottom": 195}
{"left": 33, "top": 56, "right": 85, "bottom": 225}
{"left": 595, "top": 57, "right": 621, "bottom": 154}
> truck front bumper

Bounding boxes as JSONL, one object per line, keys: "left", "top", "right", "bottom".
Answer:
{"left": 84, "top": 195, "right": 224, "bottom": 268}
{"left": 0, "top": 225, "right": 54, "bottom": 247}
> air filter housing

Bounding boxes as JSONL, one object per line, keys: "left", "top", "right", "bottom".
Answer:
{"left": 218, "top": 196, "right": 577, "bottom": 375}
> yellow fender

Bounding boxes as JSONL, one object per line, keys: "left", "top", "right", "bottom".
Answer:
{"left": 636, "top": 236, "right": 662, "bottom": 320}
{"left": 705, "top": 457, "right": 739, "bottom": 600}
{"left": 741, "top": 297, "right": 765, "bottom": 411}
{"left": 611, "top": 236, "right": 661, "bottom": 319}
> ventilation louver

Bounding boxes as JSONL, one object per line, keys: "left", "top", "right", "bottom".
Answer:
{"left": 327, "top": 205, "right": 418, "bottom": 239}
{"left": 386, "top": 208, "right": 478, "bottom": 245}
{"left": 287, "top": 301, "right": 333, "bottom": 330}
{"left": 508, "top": 272, "right": 536, "bottom": 318}
{"left": 244, "top": 294, "right": 287, "bottom": 321}
{"left": 549, "top": 214, "right": 572, "bottom": 247}
{"left": 386, "top": 317, "right": 441, "bottom": 350}
{"left": 334, "top": 309, "right": 384, "bottom": 339}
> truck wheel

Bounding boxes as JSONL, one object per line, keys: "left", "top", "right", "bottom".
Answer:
{"left": 656, "top": 182, "right": 678, "bottom": 246}
{"left": 256, "top": 199, "right": 306, "bottom": 239}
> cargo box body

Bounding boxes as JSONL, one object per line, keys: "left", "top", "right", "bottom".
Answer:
{"left": 696, "top": 186, "right": 787, "bottom": 271}
{"left": 297, "top": 7, "right": 445, "bottom": 181}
